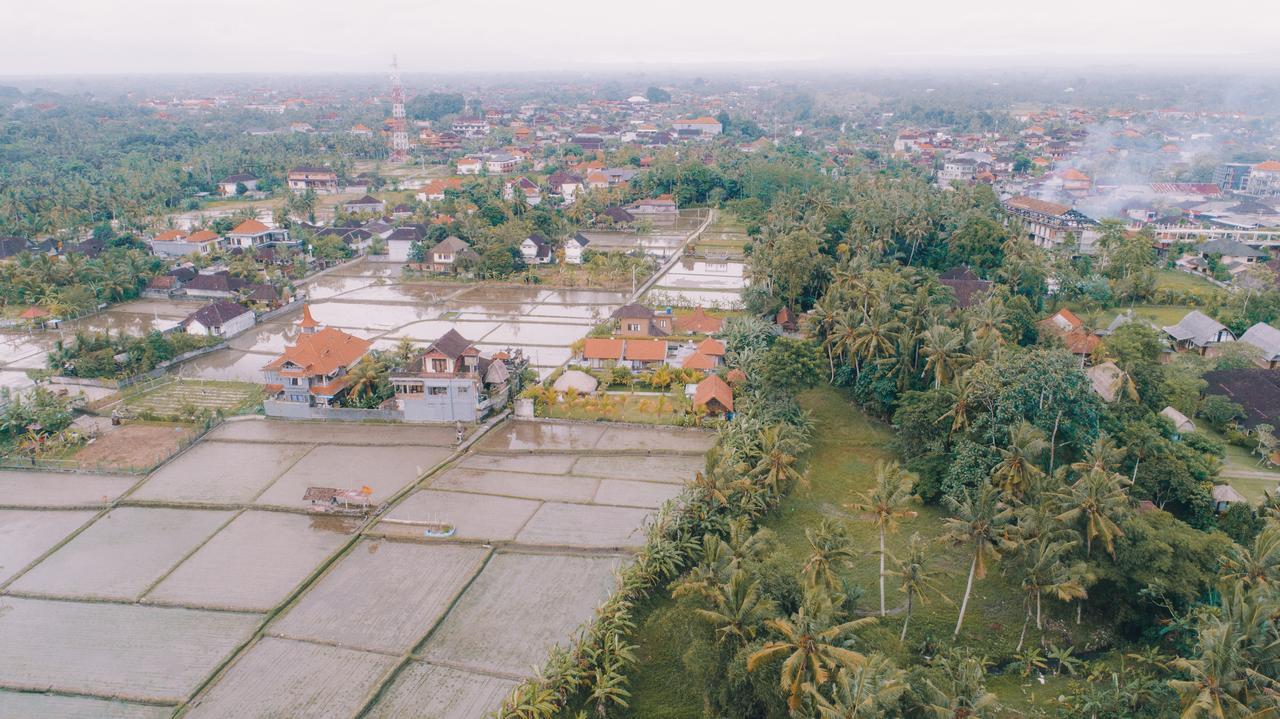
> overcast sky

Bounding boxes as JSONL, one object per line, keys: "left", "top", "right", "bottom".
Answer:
{"left": 4, "top": 0, "right": 1279, "bottom": 75}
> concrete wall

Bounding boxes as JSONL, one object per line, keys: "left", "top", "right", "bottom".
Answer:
{"left": 263, "top": 400, "right": 404, "bottom": 422}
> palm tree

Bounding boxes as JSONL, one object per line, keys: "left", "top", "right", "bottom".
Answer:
{"left": 912, "top": 649, "right": 1000, "bottom": 719}
{"left": 807, "top": 653, "right": 907, "bottom": 719}
{"left": 942, "top": 483, "right": 1017, "bottom": 638}
{"left": 802, "top": 520, "right": 858, "bottom": 594}
{"left": 885, "top": 533, "right": 952, "bottom": 641}
{"left": 920, "top": 324, "right": 970, "bottom": 389}
{"left": 1054, "top": 468, "right": 1130, "bottom": 559}
{"left": 1011, "top": 535, "right": 1087, "bottom": 650}
{"left": 1167, "top": 614, "right": 1268, "bottom": 719}
{"left": 345, "top": 358, "right": 385, "bottom": 402}
{"left": 847, "top": 306, "right": 902, "bottom": 378}
{"left": 846, "top": 461, "right": 917, "bottom": 616}
{"left": 692, "top": 569, "right": 776, "bottom": 647}
{"left": 749, "top": 424, "right": 808, "bottom": 496}
{"left": 747, "top": 599, "right": 877, "bottom": 713}
{"left": 937, "top": 373, "right": 978, "bottom": 440}
{"left": 991, "top": 422, "right": 1047, "bottom": 501}
{"left": 1219, "top": 522, "right": 1280, "bottom": 590}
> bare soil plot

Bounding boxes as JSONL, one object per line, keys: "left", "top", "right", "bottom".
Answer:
{"left": 593, "top": 479, "right": 684, "bottom": 509}
{"left": 0, "top": 597, "right": 259, "bottom": 703}
{"left": 8, "top": 507, "right": 233, "bottom": 601}
{"left": 430, "top": 466, "right": 600, "bottom": 502}
{"left": 72, "top": 423, "right": 199, "bottom": 472}
{"left": 376, "top": 489, "right": 540, "bottom": 543}
{"left": 571, "top": 453, "right": 702, "bottom": 483}
{"left": 477, "top": 421, "right": 607, "bottom": 452}
{"left": 0, "top": 690, "right": 173, "bottom": 719}
{"left": 130, "top": 441, "right": 311, "bottom": 505}
{"left": 209, "top": 418, "right": 456, "bottom": 446}
{"left": 365, "top": 661, "right": 518, "bottom": 719}
{"left": 254, "top": 445, "right": 451, "bottom": 509}
{"left": 418, "top": 552, "right": 620, "bottom": 677}
{"left": 0, "top": 509, "right": 96, "bottom": 584}
{"left": 184, "top": 637, "right": 396, "bottom": 719}
{"left": 270, "top": 540, "right": 489, "bottom": 653}
{"left": 594, "top": 425, "right": 716, "bottom": 453}
{"left": 0, "top": 470, "right": 138, "bottom": 508}
{"left": 514, "top": 502, "right": 652, "bottom": 549}
{"left": 457, "top": 452, "right": 577, "bottom": 475}
{"left": 146, "top": 511, "right": 352, "bottom": 611}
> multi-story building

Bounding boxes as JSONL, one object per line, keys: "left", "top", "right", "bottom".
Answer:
{"left": 287, "top": 166, "right": 339, "bottom": 194}
{"left": 1214, "top": 162, "right": 1253, "bottom": 193}
{"left": 263, "top": 307, "right": 372, "bottom": 407}
{"left": 1002, "top": 196, "right": 1101, "bottom": 254}
{"left": 389, "top": 330, "right": 526, "bottom": 422}
{"left": 1244, "top": 161, "right": 1280, "bottom": 198}
{"left": 226, "top": 219, "right": 292, "bottom": 249}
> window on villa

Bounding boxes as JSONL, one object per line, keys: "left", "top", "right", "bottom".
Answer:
{"left": 628, "top": 323, "right": 640, "bottom": 332}
{"left": 289, "top": 378, "right": 299, "bottom": 386}
{"left": 432, "top": 359, "right": 448, "bottom": 372}
{"left": 428, "top": 386, "right": 448, "bottom": 396}
{"left": 457, "top": 386, "right": 468, "bottom": 394}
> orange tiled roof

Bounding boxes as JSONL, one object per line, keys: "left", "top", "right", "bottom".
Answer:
{"left": 230, "top": 219, "right": 270, "bottom": 235}
{"left": 154, "top": 229, "right": 186, "bottom": 242}
{"left": 696, "top": 338, "right": 725, "bottom": 356}
{"left": 624, "top": 339, "right": 667, "bottom": 362}
{"left": 1254, "top": 160, "right": 1280, "bottom": 172}
{"left": 583, "top": 338, "right": 625, "bottom": 360}
{"left": 675, "top": 307, "right": 723, "bottom": 334}
{"left": 264, "top": 326, "right": 371, "bottom": 376}
{"left": 186, "top": 230, "right": 220, "bottom": 243}
{"left": 693, "top": 374, "right": 733, "bottom": 411}
{"left": 682, "top": 352, "right": 715, "bottom": 370}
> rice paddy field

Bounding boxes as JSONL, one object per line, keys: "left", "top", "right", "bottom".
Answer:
{"left": 123, "top": 379, "right": 264, "bottom": 419}
{"left": 0, "top": 417, "right": 715, "bottom": 717}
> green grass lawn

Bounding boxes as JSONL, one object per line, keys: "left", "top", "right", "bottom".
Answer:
{"left": 1103, "top": 304, "right": 1193, "bottom": 328}
{"left": 1155, "top": 268, "right": 1219, "bottom": 298}
{"left": 1196, "top": 426, "right": 1280, "bottom": 503}
{"left": 621, "top": 387, "right": 1108, "bottom": 718}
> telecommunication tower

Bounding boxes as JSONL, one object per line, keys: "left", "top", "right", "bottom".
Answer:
{"left": 389, "top": 55, "right": 409, "bottom": 162}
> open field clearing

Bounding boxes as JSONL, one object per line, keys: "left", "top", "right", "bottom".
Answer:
{"left": 375, "top": 489, "right": 541, "bottom": 542}
{"left": 0, "top": 690, "right": 173, "bottom": 719}
{"left": 72, "top": 422, "right": 199, "bottom": 472}
{"left": 145, "top": 511, "right": 353, "bottom": 611}
{"left": 124, "top": 379, "right": 263, "bottom": 417}
{"left": 7, "top": 506, "right": 231, "bottom": 600}
{"left": 0, "top": 470, "right": 138, "bottom": 507}
{"left": 253, "top": 444, "right": 451, "bottom": 509}
{"left": 130, "top": 440, "right": 312, "bottom": 504}
{"left": 418, "top": 552, "right": 621, "bottom": 677}
{"left": 365, "top": 661, "right": 519, "bottom": 719}
{"left": 185, "top": 637, "right": 397, "bottom": 719}
{"left": 0, "top": 509, "right": 96, "bottom": 584}
{"left": 0, "top": 597, "right": 259, "bottom": 703}
{"left": 270, "top": 540, "right": 489, "bottom": 653}
{"left": 514, "top": 502, "right": 652, "bottom": 548}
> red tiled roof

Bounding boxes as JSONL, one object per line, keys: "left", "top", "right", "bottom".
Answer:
{"left": 230, "top": 219, "right": 270, "bottom": 235}
{"left": 186, "top": 230, "right": 220, "bottom": 243}
{"left": 674, "top": 307, "right": 723, "bottom": 334}
{"left": 682, "top": 352, "right": 715, "bottom": 370}
{"left": 583, "top": 338, "right": 625, "bottom": 360}
{"left": 154, "top": 229, "right": 186, "bottom": 242}
{"left": 624, "top": 339, "right": 667, "bottom": 362}
{"left": 264, "top": 326, "right": 371, "bottom": 376}
{"left": 1254, "top": 160, "right": 1280, "bottom": 172}
{"left": 696, "top": 338, "right": 725, "bottom": 356}
{"left": 693, "top": 374, "right": 733, "bottom": 412}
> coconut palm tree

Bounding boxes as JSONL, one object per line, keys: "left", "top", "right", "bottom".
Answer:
{"left": 885, "top": 533, "right": 952, "bottom": 641}
{"left": 749, "top": 424, "right": 808, "bottom": 496}
{"left": 692, "top": 569, "right": 776, "bottom": 647}
{"left": 991, "top": 422, "right": 1047, "bottom": 501}
{"left": 807, "top": 653, "right": 907, "bottom": 719}
{"left": 919, "top": 324, "right": 970, "bottom": 389}
{"left": 846, "top": 461, "right": 918, "bottom": 616}
{"left": 747, "top": 599, "right": 877, "bottom": 713}
{"left": 848, "top": 306, "right": 902, "bottom": 378}
{"left": 942, "top": 483, "right": 1017, "bottom": 638}
{"left": 911, "top": 649, "right": 1000, "bottom": 719}
{"left": 1219, "top": 522, "right": 1280, "bottom": 591}
{"left": 1054, "top": 468, "right": 1130, "bottom": 559}
{"left": 802, "top": 520, "right": 858, "bottom": 595}
{"left": 1011, "top": 535, "right": 1087, "bottom": 650}
{"left": 345, "top": 358, "right": 385, "bottom": 402}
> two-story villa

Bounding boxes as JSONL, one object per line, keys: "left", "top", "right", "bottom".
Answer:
{"left": 389, "top": 330, "right": 525, "bottom": 421}
{"left": 263, "top": 306, "right": 372, "bottom": 406}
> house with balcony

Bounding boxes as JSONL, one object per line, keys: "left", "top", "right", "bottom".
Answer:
{"left": 263, "top": 306, "right": 372, "bottom": 409}
{"left": 390, "top": 330, "right": 526, "bottom": 422}
{"left": 428, "top": 236, "right": 479, "bottom": 273}
{"left": 287, "top": 166, "right": 339, "bottom": 194}
{"left": 150, "top": 229, "right": 222, "bottom": 257}
{"left": 226, "top": 219, "right": 292, "bottom": 249}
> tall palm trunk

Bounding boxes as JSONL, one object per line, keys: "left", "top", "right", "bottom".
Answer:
{"left": 1036, "top": 592, "right": 1043, "bottom": 630}
{"left": 879, "top": 528, "right": 886, "bottom": 616}
{"left": 901, "top": 592, "right": 913, "bottom": 642}
{"left": 1017, "top": 600, "right": 1030, "bottom": 651}
{"left": 955, "top": 548, "right": 977, "bottom": 638}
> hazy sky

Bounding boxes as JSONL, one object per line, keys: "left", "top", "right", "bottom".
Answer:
{"left": 4, "top": 0, "right": 1279, "bottom": 75}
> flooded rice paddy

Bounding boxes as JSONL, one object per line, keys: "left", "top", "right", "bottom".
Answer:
{"left": 0, "top": 417, "right": 714, "bottom": 717}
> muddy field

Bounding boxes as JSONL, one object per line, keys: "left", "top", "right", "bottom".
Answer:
{"left": 0, "top": 418, "right": 715, "bottom": 717}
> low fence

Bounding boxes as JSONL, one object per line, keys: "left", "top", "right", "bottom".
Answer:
{"left": 256, "top": 297, "right": 306, "bottom": 324}
{"left": 0, "top": 412, "right": 223, "bottom": 476}
{"left": 117, "top": 342, "right": 228, "bottom": 390}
